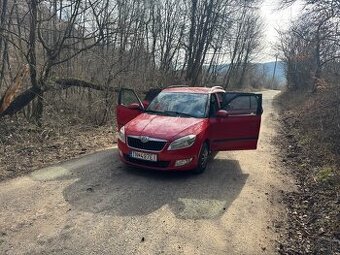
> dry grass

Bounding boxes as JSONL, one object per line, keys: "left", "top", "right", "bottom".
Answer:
{"left": 0, "top": 110, "right": 115, "bottom": 181}
{"left": 276, "top": 87, "right": 340, "bottom": 254}
{"left": 278, "top": 87, "right": 340, "bottom": 172}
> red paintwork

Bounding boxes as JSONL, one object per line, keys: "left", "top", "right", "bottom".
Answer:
{"left": 116, "top": 87, "right": 262, "bottom": 171}
{"left": 118, "top": 139, "right": 203, "bottom": 171}
{"left": 209, "top": 114, "right": 261, "bottom": 151}
{"left": 116, "top": 105, "right": 142, "bottom": 130}
{"left": 125, "top": 113, "right": 207, "bottom": 140}
{"left": 118, "top": 113, "right": 209, "bottom": 170}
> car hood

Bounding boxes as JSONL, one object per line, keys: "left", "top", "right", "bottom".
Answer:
{"left": 125, "top": 113, "right": 206, "bottom": 140}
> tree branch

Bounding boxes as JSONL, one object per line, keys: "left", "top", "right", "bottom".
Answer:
{"left": 53, "top": 78, "right": 116, "bottom": 92}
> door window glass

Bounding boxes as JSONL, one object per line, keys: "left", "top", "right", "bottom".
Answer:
{"left": 225, "top": 96, "right": 258, "bottom": 114}
{"left": 120, "top": 89, "right": 141, "bottom": 107}
{"left": 250, "top": 96, "right": 258, "bottom": 112}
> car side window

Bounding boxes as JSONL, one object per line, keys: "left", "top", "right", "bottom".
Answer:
{"left": 120, "top": 89, "right": 141, "bottom": 107}
{"left": 225, "top": 95, "right": 258, "bottom": 115}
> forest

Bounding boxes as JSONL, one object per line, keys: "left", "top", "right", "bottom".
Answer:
{"left": 0, "top": 0, "right": 266, "bottom": 126}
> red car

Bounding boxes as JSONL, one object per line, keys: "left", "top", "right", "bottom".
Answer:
{"left": 116, "top": 86, "right": 263, "bottom": 173}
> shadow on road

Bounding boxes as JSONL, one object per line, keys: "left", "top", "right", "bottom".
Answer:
{"left": 61, "top": 149, "right": 248, "bottom": 219}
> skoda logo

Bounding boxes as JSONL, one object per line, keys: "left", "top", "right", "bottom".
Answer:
{"left": 140, "top": 136, "right": 149, "bottom": 143}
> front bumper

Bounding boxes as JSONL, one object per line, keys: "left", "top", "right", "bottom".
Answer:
{"left": 117, "top": 140, "right": 200, "bottom": 171}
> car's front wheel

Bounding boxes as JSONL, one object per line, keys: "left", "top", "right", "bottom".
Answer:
{"left": 193, "top": 142, "right": 209, "bottom": 174}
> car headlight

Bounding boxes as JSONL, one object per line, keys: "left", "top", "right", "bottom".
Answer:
{"left": 168, "top": 135, "right": 196, "bottom": 150}
{"left": 117, "top": 126, "right": 125, "bottom": 143}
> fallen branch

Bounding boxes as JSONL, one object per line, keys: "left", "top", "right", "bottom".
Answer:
{"left": 0, "top": 65, "right": 30, "bottom": 117}
{"left": 0, "top": 86, "right": 41, "bottom": 118}
{"left": 53, "top": 78, "right": 116, "bottom": 92}
{"left": 0, "top": 77, "right": 155, "bottom": 119}
{"left": 0, "top": 78, "right": 122, "bottom": 119}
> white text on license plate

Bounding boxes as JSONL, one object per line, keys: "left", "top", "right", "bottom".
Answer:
{"left": 130, "top": 151, "right": 157, "bottom": 162}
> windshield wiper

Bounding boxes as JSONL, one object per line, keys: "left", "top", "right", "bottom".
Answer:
{"left": 145, "top": 110, "right": 163, "bottom": 115}
{"left": 146, "top": 110, "right": 196, "bottom": 118}
{"left": 164, "top": 111, "right": 195, "bottom": 118}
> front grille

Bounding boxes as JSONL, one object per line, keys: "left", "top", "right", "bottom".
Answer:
{"left": 127, "top": 136, "right": 166, "bottom": 151}
{"left": 124, "top": 154, "right": 170, "bottom": 168}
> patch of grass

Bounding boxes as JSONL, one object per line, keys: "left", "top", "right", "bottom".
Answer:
{"left": 299, "top": 134, "right": 313, "bottom": 146}
{"left": 315, "top": 166, "right": 334, "bottom": 183}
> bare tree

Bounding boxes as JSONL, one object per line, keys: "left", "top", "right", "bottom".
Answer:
{"left": 279, "top": 0, "right": 340, "bottom": 92}
{"left": 0, "top": 0, "right": 108, "bottom": 124}
{"left": 223, "top": 3, "right": 263, "bottom": 89}
{"left": 0, "top": 0, "right": 265, "bottom": 125}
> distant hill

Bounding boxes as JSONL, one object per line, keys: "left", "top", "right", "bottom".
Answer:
{"left": 209, "top": 61, "right": 286, "bottom": 85}
{"left": 256, "top": 61, "right": 286, "bottom": 85}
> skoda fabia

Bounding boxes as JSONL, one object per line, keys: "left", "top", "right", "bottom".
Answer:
{"left": 116, "top": 86, "right": 263, "bottom": 173}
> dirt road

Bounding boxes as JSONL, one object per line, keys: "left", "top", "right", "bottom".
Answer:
{"left": 0, "top": 90, "right": 293, "bottom": 255}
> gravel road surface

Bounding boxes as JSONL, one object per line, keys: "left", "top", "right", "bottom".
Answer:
{"left": 0, "top": 90, "right": 293, "bottom": 255}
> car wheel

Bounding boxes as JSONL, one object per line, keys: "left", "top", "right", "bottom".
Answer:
{"left": 193, "top": 142, "right": 209, "bottom": 174}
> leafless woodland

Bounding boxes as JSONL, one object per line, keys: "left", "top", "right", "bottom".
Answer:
{"left": 279, "top": 0, "right": 340, "bottom": 92}
{"left": 0, "top": 0, "right": 265, "bottom": 125}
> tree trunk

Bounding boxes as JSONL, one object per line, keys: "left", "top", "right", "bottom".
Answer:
{"left": 33, "top": 89, "right": 43, "bottom": 126}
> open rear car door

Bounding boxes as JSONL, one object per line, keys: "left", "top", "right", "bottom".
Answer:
{"left": 210, "top": 92, "right": 263, "bottom": 151}
{"left": 116, "top": 89, "right": 145, "bottom": 129}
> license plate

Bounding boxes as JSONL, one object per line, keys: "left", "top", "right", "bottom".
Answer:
{"left": 130, "top": 151, "right": 157, "bottom": 162}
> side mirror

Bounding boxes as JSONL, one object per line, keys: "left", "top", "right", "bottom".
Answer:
{"left": 142, "top": 100, "right": 150, "bottom": 109}
{"left": 127, "top": 103, "right": 143, "bottom": 110}
{"left": 216, "top": 109, "right": 229, "bottom": 118}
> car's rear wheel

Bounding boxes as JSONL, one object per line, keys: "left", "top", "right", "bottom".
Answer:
{"left": 193, "top": 142, "right": 209, "bottom": 174}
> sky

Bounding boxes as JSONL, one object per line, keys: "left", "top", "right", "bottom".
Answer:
{"left": 259, "top": 0, "right": 303, "bottom": 62}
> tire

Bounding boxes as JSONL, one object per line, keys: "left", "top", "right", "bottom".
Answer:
{"left": 193, "top": 142, "right": 209, "bottom": 174}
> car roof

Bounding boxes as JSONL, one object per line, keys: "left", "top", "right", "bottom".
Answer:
{"left": 162, "top": 86, "right": 226, "bottom": 94}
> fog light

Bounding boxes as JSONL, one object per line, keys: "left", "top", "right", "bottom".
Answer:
{"left": 175, "top": 158, "right": 193, "bottom": 167}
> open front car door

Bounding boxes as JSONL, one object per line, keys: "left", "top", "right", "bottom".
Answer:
{"left": 116, "top": 88, "right": 144, "bottom": 129}
{"left": 210, "top": 92, "right": 263, "bottom": 151}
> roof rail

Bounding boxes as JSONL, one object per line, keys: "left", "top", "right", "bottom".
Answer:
{"left": 211, "top": 86, "right": 224, "bottom": 91}
{"left": 167, "top": 85, "right": 189, "bottom": 88}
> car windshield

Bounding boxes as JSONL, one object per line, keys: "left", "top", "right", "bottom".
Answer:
{"left": 146, "top": 92, "right": 208, "bottom": 118}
